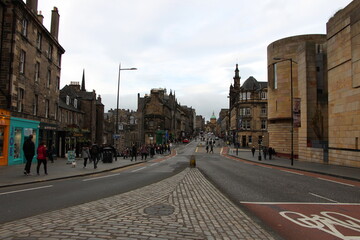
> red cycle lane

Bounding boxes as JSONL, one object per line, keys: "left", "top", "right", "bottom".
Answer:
{"left": 242, "top": 202, "right": 360, "bottom": 240}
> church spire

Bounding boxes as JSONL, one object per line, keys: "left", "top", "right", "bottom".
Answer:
{"left": 81, "top": 69, "right": 86, "bottom": 91}
{"left": 233, "top": 64, "right": 240, "bottom": 88}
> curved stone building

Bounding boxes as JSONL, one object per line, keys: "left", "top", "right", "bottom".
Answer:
{"left": 267, "top": 34, "right": 328, "bottom": 161}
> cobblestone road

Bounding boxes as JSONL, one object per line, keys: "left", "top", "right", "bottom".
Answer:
{"left": 0, "top": 168, "right": 274, "bottom": 240}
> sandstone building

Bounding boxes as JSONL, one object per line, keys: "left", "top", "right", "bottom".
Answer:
{"left": 229, "top": 64, "right": 268, "bottom": 148}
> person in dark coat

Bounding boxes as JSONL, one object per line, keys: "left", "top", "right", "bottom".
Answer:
{"left": 90, "top": 144, "right": 100, "bottom": 169}
{"left": 131, "top": 144, "right": 137, "bottom": 161}
{"left": 23, "top": 135, "right": 35, "bottom": 175}
{"left": 251, "top": 147, "right": 255, "bottom": 157}
{"left": 263, "top": 147, "right": 268, "bottom": 160}
{"left": 268, "top": 147, "right": 273, "bottom": 160}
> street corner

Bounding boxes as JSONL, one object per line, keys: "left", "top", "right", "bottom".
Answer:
{"left": 241, "top": 202, "right": 360, "bottom": 240}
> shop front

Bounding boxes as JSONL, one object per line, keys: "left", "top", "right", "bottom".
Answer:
{"left": 0, "top": 109, "right": 10, "bottom": 166}
{"left": 8, "top": 117, "right": 39, "bottom": 166}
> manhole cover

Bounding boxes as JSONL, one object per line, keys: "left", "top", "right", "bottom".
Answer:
{"left": 144, "top": 204, "right": 175, "bottom": 216}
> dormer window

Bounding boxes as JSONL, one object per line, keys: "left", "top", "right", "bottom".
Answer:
{"left": 66, "top": 95, "right": 70, "bottom": 105}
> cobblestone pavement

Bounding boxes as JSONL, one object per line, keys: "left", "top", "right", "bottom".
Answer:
{"left": 0, "top": 168, "right": 274, "bottom": 240}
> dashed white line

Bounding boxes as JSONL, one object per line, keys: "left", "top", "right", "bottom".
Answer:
{"left": 150, "top": 163, "right": 159, "bottom": 167}
{"left": 0, "top": 185, "right": 53, "bottom": 196}
{"left": 317, "top": 177, "right": 354, "bottom": 187}
{"left": 131, "top": 167, "right": 147, "bottom": 172}
{"left": 309, "top": 192, "right": 338, "bottom": 203}
{"left": 281, "top": 170, "right": 304, "bottom": 175}
{"left": 83, "top": 173, "right": 120, "bottom": 182}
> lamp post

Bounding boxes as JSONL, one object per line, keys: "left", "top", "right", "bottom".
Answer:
{"left": 115, "top": 63, "right": 137, "bottom": 147}
{"left": 273, "top": 57, "right": 297, "bottom": 166}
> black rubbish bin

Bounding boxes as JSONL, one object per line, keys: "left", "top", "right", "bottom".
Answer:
{"left": 102, "top": 147, "right": 113, "bottom": 163}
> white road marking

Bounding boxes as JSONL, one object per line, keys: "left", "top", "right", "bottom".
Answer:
{"left": 240, "top": 201, "right": 360, "bottom": 205}
{"left": 82, "top": 173, "right": 120, "bottom": 182}
{"left": 0, "top": 185, "right": 53, "bottom": 196}
{"left": 281, "top": 170, "right": 304, "bottom": 175}
{"left": 317, "top": 177, "right": 355, "bottom": 187}
{"left": 309, "top": 192, "right": 338, "bottom": 203}
{"left": 131, "top": 167, "right": 146, "bottom": 172}
{"left": 150, "top": 163, "right": 159, "bottom": 166}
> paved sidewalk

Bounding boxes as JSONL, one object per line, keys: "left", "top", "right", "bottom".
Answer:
{"left": 0, "top": 154, "right": 167, "bottom": 188}
{"left": 0, "top": 168, "right": 275, "bottom": 240}
{"left": 226, "top": 147, "right": 360, "bottom": 181}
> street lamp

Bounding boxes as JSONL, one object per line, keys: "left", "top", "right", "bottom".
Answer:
{"left": 115, "top": 63, "right": 137, "bottom": 142}
{"left": 273, "top": 57, "right": 297, "bottom": 166}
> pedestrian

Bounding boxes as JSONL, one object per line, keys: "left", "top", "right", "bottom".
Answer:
{"left": 23, "top": 134, "right": 35, "bottom": 175}
{"left": 210, "top": 142, "right": 214, "bottom": 153}
{"left": 251, "top": 146, "right": 255, "bottom": 157}
{"left": 150, "top": 144, "right": 155, "bottom": 158}
{"left": 206, "top": 144, "right": 209, "bottom": 153}
{"left": 263, "top": 147, "right": 268, "bottom": 160}
{"left": 36, "top": 141, "right": 48, "bottom": 175}
{"left": 47, "top": 144, "right": 55, "bottom": 163}
{"left": 90, "top": 143, "right": 99, "bottom": 169}
{"left": 141, "top": 145, "right": 148, "bottom": 161}
{"left": 82, "top": 145, "right": 91, "bottom": 168}
{"left": 131, "top": 144, "right": 137, "bottom": 161}
{"left": 268, "top": 147, "right": 273, "bottom": 160}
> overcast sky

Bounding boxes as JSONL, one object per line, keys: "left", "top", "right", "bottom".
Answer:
{"left": 37, "top": 0, "right": 352, "bottom": 121}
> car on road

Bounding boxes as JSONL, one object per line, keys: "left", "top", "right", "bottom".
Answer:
{"left": 182, "top": 138, "right": 189, "bottom": 143}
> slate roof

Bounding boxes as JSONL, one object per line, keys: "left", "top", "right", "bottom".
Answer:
{"left": 241, "top": 76, "right": 267, "bottom": 91}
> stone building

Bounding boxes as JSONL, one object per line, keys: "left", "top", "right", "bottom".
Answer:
{"left": 267, "top": 35, "right": 327, "bottom": 160}
{"left": 218, "top": 109, "right": 229, "bottom": 139}
{"left": 0, "top": 0, "right": 65, "bottom": 165}
{"left": 137, "top": 88, "right": 195, "bottom": 145}
{"left": 229, "top": 64, "right": 268, "bottom": 147}
{"left": 195, "top": 115, "right": 205, "bottom": 135}
{"left": 326, "top": 0, "right": 360, "bottom": 167}
{"left": 104, "top": 108, "right": 138, "bottom": 152}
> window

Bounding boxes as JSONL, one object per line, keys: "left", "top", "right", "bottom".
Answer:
{"left": 261, "top": 91, "right": 267, "bottom": 99}
{"left": 56, "top": 76, "right": 60, "bottom": 90}
{"left": 33, "top": 94, "right": 38, "bottom": 115}
{"left": 20, "top": 50, "right": 26, "bottom": 74}
{"left": 248, "top": 135, "right": 252, "bottom": 144}
{"left": 66, "top": 95, "right": 70, "bottom": 105}
{"left": 48, "top": 45, "right": 53, "bottom": 60}
{"left": 245, "top": 108, "right": 251, "bottom": 116}
{"left": 74, "top": 99, "right": 77, "bottom": 108}
{"left": 242, "top": 120, "right": 251, "bottom": 130}
{"left": 35, "top": 62, "right": 40, "bottom": 82}
{"left": 36, "top": 32, "right": 42, "bottom": 49}
{"left": 273, "top": 63, "right": 278, "bottom": 89}
{"left": 261, "top": 120, "right": 267, "bottom": 130}
{"left": 14, "top": 128, "right": 22, "bottom": 159}
{"left": 261, "top": 107, "right": 267, "bottom": 115}
{"left": 21, "top": 19, "right": 28, "bottom": 37}
{"left": 45, "top": 99, "right": 49, "bottom": 118}
{"left": 57, "top": 51, "right": 62, "bottom": 66}
{"left": 47, "top": 69, "right": 51, "bottom": 88}
{"left": 54, "top": 103, "right": 58, "bottom": 120}
{"left": 17, "top": 88, "right": 24, "bottom": 112}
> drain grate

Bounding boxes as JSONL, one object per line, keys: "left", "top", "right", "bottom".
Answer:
{"left": 144, "top": 204, "right": 175, "bottom": 216}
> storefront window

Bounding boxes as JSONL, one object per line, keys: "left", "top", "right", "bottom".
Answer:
{"left": 0, "top": 127, "right": 4, "bottom": 157}
{"left": 14, "top": 128, "right": 22, "bottom": 159}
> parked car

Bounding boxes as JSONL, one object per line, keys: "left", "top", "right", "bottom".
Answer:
{"left": 183, "top": 138, "right": 189, "bottom": 143}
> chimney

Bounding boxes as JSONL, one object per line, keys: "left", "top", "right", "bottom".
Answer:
{"left": 50, "top": 7, "right": 60, "bottom": 40}
{"left": 26, "top": 0, "right": 38, "bottom": 14}
{"left": 37, "top": 11, "right": 44, "bottom": 24}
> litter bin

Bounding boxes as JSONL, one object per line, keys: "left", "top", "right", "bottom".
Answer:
{"left": 102, "top": 147, "right": 113, "bottom": 163}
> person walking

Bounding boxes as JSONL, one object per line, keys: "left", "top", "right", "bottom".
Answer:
{"left": 268, "top": 147, "right": 273, "bottom": 160}
{"left": 210, "top": 142, "right": 214, "bottom": 154}
{"left": 251, "top": 146, "right": 255, "bottom": 157}
{"left": 82, "top": 145, "right": 91, "bottom": 168}
{"left": 131, "top": 144, "right": 137, "bottom": 161}
{"left": 90, "top": 144, "right": 99, "bottom": 169}
{"left": 140, "top": 144, "right": 148, "bottom": 161}
{"left": 36, "top": 141, "right": 48, "bottom": 175}
{"left": 23, "top": 134, "right": 35, "bottom": 175}
{"left": 47, "top": 144, "right": 55, "bottom": 163}
{"left": 263, "top": 147, "right": 268, "bottom": 160}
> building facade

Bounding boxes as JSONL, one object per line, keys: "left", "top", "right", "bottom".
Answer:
{"left": 0, "top": 0, "right": 64, "bottom": 165}
{"left": 229, "top": 64, "right": 268, "bottom": 147}
{"left": 326, "top": 0, "right": 360, "bottom": 167}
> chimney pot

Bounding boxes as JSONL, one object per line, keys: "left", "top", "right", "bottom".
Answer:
{"left": 50, "top": 7, "right": 60, "bottom": 39}
{"left": 26, "top": 0, "right": 38, "bottom": 14}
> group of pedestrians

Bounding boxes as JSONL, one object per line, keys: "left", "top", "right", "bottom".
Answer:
{"left": 121, "top": 143, "right": 172, "bottom": 161}
{"left": 81, "top": 143, "right": 116, "bottom": 169}
{"left": 251, "top": 146, "right": 276, "bottom": 160}
{"left": 205, "top": 139, "right": 216, "bottom": 153}
{"left": 23, "top": 134, "right": 54, "bottom": 176}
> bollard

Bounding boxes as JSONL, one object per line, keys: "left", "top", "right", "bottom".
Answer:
{"left": 189, "top": 155, "right": 196, "bottom": 167}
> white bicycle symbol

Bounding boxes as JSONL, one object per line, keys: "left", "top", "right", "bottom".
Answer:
{"left": 280, "top": 211, "right": 360, "bottom": 240}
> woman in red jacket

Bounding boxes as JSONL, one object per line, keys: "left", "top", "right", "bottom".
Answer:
{"left": 37, "top": 142, "right": 48, "bottom": 175}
